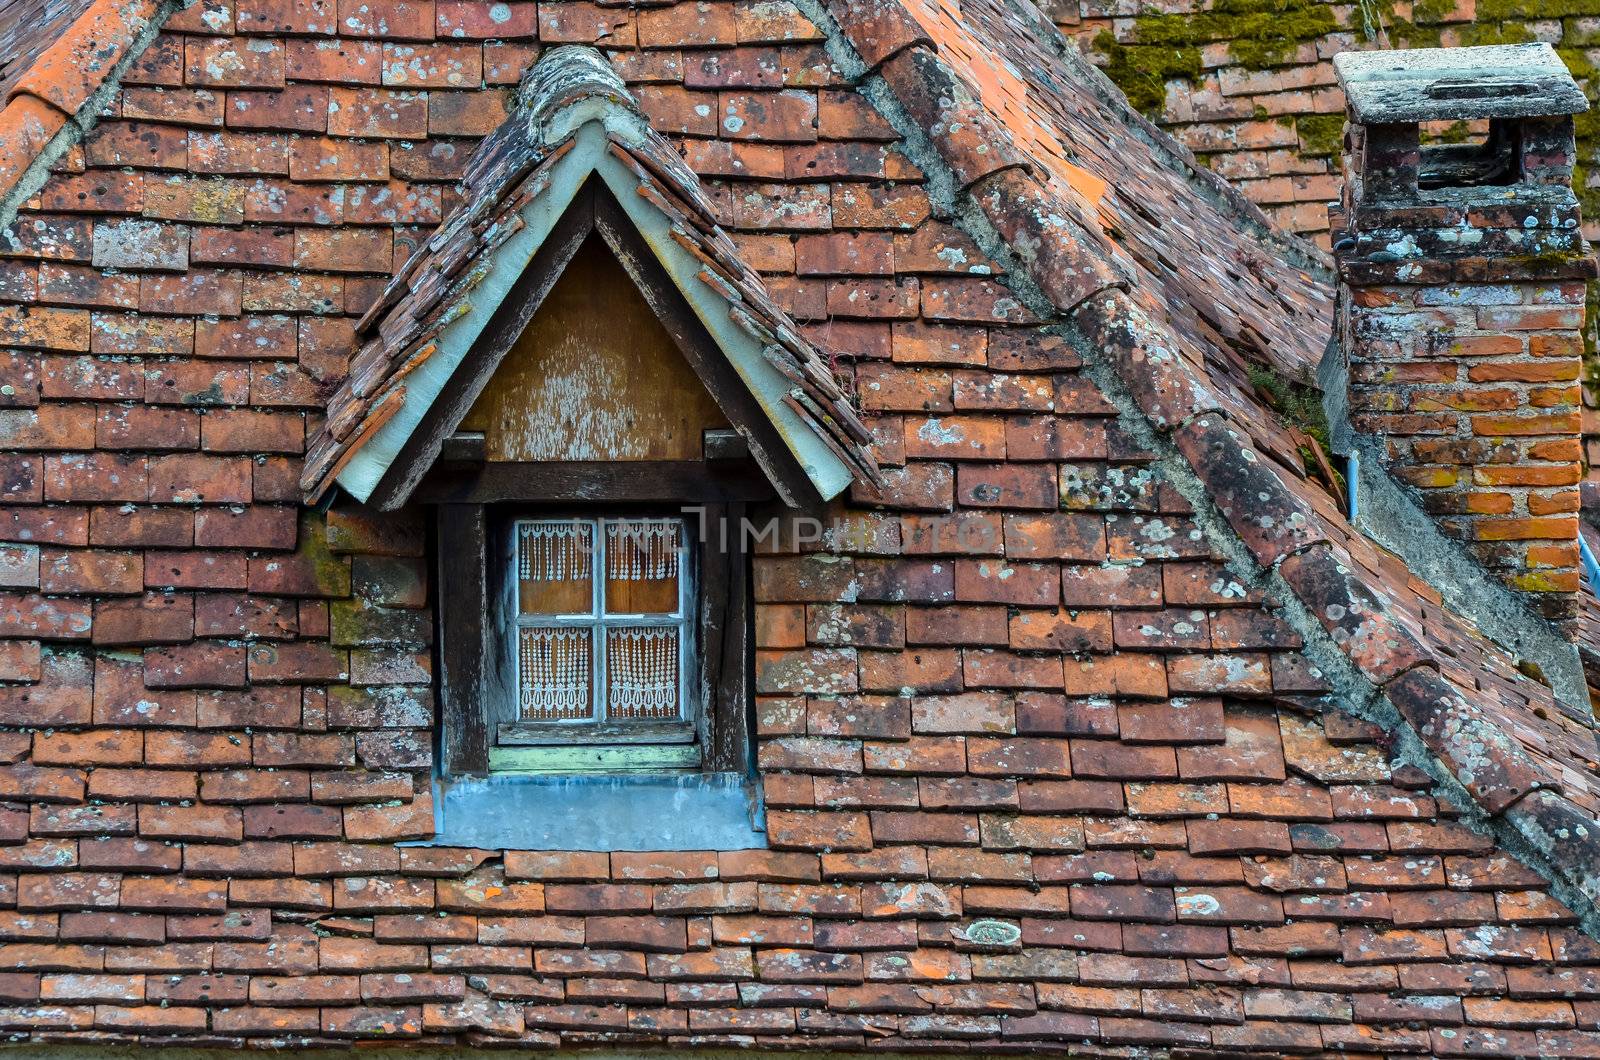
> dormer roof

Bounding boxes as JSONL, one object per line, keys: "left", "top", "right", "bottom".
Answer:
{"left": 300, "top": 46, "right": 879, "bottom": 509}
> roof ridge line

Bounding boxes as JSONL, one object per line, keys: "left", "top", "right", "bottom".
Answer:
{"left": 0, "top": 0, "right": 171, "bottom": 228}
{"left": 517, "top": 42, "right": 631, "bottom": 113}
{"left": 6, "top": 0, "right": 160, "bottom": 119}
{"left": 802, "top": 0, "right": 1600, "bottom": 932}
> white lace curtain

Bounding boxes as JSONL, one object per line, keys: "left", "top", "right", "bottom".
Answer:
{"left": 518, "top": 521, "right": 592, "bottom": 582}
{"left": 608, "top": 627, "right": 678, "bottom": 719}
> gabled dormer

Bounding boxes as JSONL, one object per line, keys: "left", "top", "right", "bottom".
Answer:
{"left": 303, "top": 46, "right": 878, "bottom": 513}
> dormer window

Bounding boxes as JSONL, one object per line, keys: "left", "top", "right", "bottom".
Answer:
{"left": 500, "top": 516, "right": 699, "bottom": 769}
{"left": 426, "top": 227, "right": 780, "bottom": 782}
{"left": 300, "top": 48, "right": 877, "bottom": 847}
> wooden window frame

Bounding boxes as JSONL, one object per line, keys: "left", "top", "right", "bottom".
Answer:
{"left": 438, "top": 496, "right": 756, "bottom": 777}
{"left": 415, "top": 179, "right": 823, "bottom": 780}
{"left": 499, "top": 514, "right": 698, "bottom": 750}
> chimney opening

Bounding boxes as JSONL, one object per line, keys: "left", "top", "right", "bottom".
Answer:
{"left": 1417, "top": 119, "right": 1521, "bottom": 190}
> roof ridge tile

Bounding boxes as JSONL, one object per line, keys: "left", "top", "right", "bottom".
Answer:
{"left": 5, "top": 0, "right": 158, "bottom": 119}
{"left": 877, "top": 45, "right": 1029, "bottom": 192}
{"left": 1386, "top": 667, "right": 1560, "bottom": 816}
{"left": 0, "top": 0, "right": 164, "bottom": 213}
{"left": 823, "top": 0, "right": 933, "bottom": 71}
{"left": 1277, "top": 542, "right": 1432, "bottom": 685}
{"left": 969, "top": 166, "right": 1122, "bottom": 315}
{"left": 823, "top": 0, "right": 1600, "bottom": 923}
{"left": 1072, "top": 290, "right": 1222, "bottom": 432}
{"left": 1505, "top": 791, "right": 1600, "bottom": 909}
{"left": 1172, "top": 413, "right": 1327, "bottom": 569}
{"left": 0, "top": 92, "right": 65, "bottom": 199}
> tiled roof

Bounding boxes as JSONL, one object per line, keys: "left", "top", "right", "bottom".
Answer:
{"left": 825, "top": 0, "right": 1600, "bottom": 904}
{"left": 301, "top": 45, "right": 879, "bottom": 504}
{"left": 853, "top": 0, "right": 1335, "bottom": 393}
{"left": 0, "top": 0, "right": 160, "bottom": 207}
{"left": 0, "top": 0, "right": 93, "bottom": 99}
{"left": 0, "top": 0, "right": 1597, "bottom": 1050}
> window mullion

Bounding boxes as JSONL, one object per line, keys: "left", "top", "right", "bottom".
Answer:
{"left": 505, "top": 514, "right": 695, "bottom": 741}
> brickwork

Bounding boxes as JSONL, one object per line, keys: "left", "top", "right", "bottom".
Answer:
{"left": 1333, "top": 108, "right": 1594, "bottom": 626}
{"left": 1037, "top": 0, "right": 1600, "bottom": 482}
{"left": 1344, "top": 275, "right": 1586, "bottom": 612}
{"left": 0, "top": 0, "right": 1593, "bottom": 1052}
{"left": 1040, "top": 0, "right": 1598, "bottom": 246}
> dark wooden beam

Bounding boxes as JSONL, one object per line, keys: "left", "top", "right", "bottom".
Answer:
{"left": 414, "top": 460, "right": 777, "bottom": 505}
{"left": 703, "top": 428, "right": 749, "bottom": 463}
{"left": 437, "top": 504, "right": 490, "bottom": 774}
{"left": 439, "top": 432, "right": 486, "bottom": 463}
{"left": 701, "top": 500, "right": 753, "bottom": 774}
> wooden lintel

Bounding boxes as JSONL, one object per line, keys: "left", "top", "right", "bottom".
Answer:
{"left": 415, "top": 460, "right": 776, "bottom": 505}
{"left": 703, "top": 428, "right": 749, "bottom": 463}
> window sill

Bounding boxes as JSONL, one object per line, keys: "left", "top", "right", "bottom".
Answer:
{"left": 405, "top": 771, "right": 766, "bottom": 851}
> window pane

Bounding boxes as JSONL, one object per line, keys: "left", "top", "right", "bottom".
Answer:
{"left": 518, "top": 627, "right": 594, "bottom": 721}
{"left": 518, "top": 520, "right": 594, "bottom": 615}
{"left": 604, "top": 518, "right": 681, "bottom": 615}
{"left": 606, "top": 626, "right": 681, "bottom": 720}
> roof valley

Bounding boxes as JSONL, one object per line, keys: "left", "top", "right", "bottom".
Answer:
{"left": 801, "top": 0, "right": 1600, "bottom": 934}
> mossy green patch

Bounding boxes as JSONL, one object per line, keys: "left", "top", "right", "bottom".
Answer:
{"left": 1126, "top": 0, "right": 1340, "bottom": 68}
{"left": 1478, "top": 0, "right": 1600, "bottom": 20}
{"left": 1248, "top": 364, "right": 1331, "bottom": 449}
{"left": 1248, "top": 364, "right": 1345, "bottom": 496}
{"left": 1558, "top": 44, "right": 1600, "bottom": 82}
{"left": 1091, "top": 30, "right": 1202, "bottom": 114}
{"left": 1296, "top": 113, "right": 1345, "bottom": 157}
{"left": 1571, "top": 107, "right": 1600, "bottom": 223}
{"left": 1455, "top": 20, "right": 1536, "bottom": 45}
{"left": 1090, "top": 0, "right": 1341, "bottom": 115}
{"left": 1408, "top": 0, "right": 1460, "bottom": 23}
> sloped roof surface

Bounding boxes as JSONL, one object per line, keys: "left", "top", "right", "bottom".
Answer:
{"left": 0, "top": 0, "right": 91, "bottom": 99}
{"left": 842, "top": 0, "right": 1337, "bottom": 479}
{"left": 828, "top": 0, "right": 1600, "bottom": 898}
{"left": 302, "top": 46, "right": 878, "bottom": 502}
{"left": 0, "top": 0, "right": 1599, "bottom": 1048}
{"left": 896, "top": 0, "right": 1336, "bottom": 384}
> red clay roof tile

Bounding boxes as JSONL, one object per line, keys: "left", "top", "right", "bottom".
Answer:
{"left": 0, "top": 0, "right": 162, "bottom": 208}
{"left": 825, "top": 0, "right": 1600, "bottom": 910}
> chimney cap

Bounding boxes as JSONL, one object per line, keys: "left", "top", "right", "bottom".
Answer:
{"left": 1333, "top": 43, "right": 1587, "bottom": 124}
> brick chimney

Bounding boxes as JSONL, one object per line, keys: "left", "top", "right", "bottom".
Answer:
{"left": 1330, "top": 43, "right": 1597, "bottom": 630}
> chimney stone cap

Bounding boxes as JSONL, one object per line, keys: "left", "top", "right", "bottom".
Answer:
{"left": 1334, "top": 43, "right": 1587, "bottom": 124}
